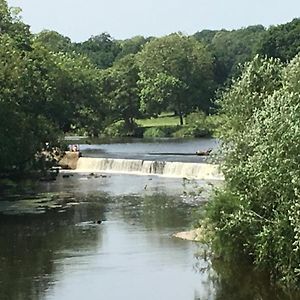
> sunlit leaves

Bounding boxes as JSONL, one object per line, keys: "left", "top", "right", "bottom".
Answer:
{"left": 137, "top": 33, "right": 215, "bottom": 121}
{"left": 209, "top": 53, "right": 300, "bottom": 287}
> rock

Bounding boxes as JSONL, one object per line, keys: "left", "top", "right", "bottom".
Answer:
{"left": 172, "top": 228, "right": 204, "bottom": 242}
{"left": 58, "top": 151, "right": 81, "bottom": 170}
{"left": 196, "top": 149, "right": 212, "bottom": 156}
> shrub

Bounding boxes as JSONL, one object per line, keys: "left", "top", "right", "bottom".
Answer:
{"left": 172, "top": 111, "right": 212, "bottom": 137}
{"left": 143, "top": 127, "right": 166, "bottom": 138}
{"left": 204, "top": 54, "right": 300, "bottom": 288}
{"left": 103, "top": 120, "right": 140, "bottom": 137}
{"left": 173, "top": 126, "right": 209, "bottom": 138}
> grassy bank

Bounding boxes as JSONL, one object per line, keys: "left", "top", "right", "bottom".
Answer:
{"left": 135, "top": 112, "right": 217, "bottom": 138}
{"left": 136, "top": 113, "right": 183, "bottom": 127}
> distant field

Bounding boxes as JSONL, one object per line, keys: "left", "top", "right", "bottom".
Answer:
{"left": 136, "top": 113, "right": 183, "bottom": 127}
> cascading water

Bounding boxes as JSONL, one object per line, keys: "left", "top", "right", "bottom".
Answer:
{"left": 75, "top": 157, "right": 223, "bottom": 180}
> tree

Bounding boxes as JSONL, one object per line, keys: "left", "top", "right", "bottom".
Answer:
{"left": 34, "top": 30, "right": 73, "bottom": 53}
{"left": 42, "top": 50, "right": 106, "bottom": 135}
{"left": 137, "top": 33, "right": 215, "bottom": 125}
{"left": 98, "top": 54, "right": 140, "bottom": 133}
{"left": 115, "top": 35, "right": 150, "bottom": 60}
{"left": 0, "top": 0, "right": 31, "bottom": 49}
{"left": 0, "top": 0, "right": 107, "bottom": 173}
{"left": 205, "top": 53, "right": 300, "bottom": 287}
{"left": 258, "top": 18, "right": 300, "bottom": 62}
{"left": 0, "top": 35, "right": 59, "bottom": 173}
{"left": 208, "top": 26, "right": 266, "bottom": 84}
{"left": 75, "top": 33, "right": 121, "bottom": 69}
{"left": 193, "top": 29, "right": 219, "bottom": 45}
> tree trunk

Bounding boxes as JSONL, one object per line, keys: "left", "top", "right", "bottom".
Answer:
{"left": 179, "top": 112, "right": 184, "bottom": 126}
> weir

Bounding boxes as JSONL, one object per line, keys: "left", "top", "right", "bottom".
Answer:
{"left": 75, "top": 157, "right": 223, "bottom": 180}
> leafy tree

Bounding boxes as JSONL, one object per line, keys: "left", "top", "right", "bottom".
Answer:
{"left": 0, "top": 35, "right": 59, "bottom": 173}
{"left": 259, "top": 18, "right": 300, "bottom": 62}
{"left": 0, "top": 0, "right": 31, "bottom": 49}
{"left": 137, "top": 33, "right": 215, "bottom": 125}
{"left": 116, "top": 35, "right": 150, "bottom": 60}
{"left": 98, "top": 54, "right": 140, "bottom": 133}
{"left": 138, "top": 73, "right": 187, "bottom": 118}
{"left": 193, "top": 29, "right": 218, "bottom": 45}
{"left": 208, "top": 26, "right": 266, "bottom": 84}
{"left": 34, "top": 30, "right": 74, "bottom": 53}
{"left": 205, "top": 54, "right": 300, "bottom": 287}
{"left": 0, "top": 0, "right": 107, "bottom": 173}
{"left": 75, "top": 33, "right": 121, "bottom": 69}
{"left": 44, "top": 50, "right": 106, "bottom": 135}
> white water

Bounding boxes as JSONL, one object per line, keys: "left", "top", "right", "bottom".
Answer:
{"left": 75, "top": 157, "right": 223, "bottom": 180}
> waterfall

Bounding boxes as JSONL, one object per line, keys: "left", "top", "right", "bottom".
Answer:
{"left": 75, "top": 157, "right": 223, "bottom": 180}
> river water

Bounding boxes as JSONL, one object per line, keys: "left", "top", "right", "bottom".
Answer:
{"left": 0, "top": 139, "right": 298, "bottom": 300}
{"left": 74, "top": 137, "right": 218, "bottom": 162}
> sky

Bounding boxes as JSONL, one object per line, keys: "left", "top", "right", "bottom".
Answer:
{"left": 7, "top": 0, "right": 300, "bottom": 42}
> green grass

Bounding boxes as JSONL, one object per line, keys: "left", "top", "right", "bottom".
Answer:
{"left": 136, "top": 113, "right": 183, "bottom": 127}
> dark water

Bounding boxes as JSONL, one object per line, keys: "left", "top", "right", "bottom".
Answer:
{"left": 0, "top": 173, "right": 297, "bottom": 300}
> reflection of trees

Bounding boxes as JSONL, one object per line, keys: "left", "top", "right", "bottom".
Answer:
{"left": 0, "top": 193, "right": 108, "bottom": 300}
{"left": 192, "top": 252, "right": 299, "bottom": 300}
{"left": 111, "top": 194, "right": 194, "bottom": 230}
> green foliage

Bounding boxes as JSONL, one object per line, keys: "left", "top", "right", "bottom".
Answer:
{"left": 172, "top": 126, "right": 208, "bottom": 138}
{"left": 259, "top": 18, "right": 300, "bottom": 62}
{"left": 197, "top": 26, "right": 266, "bottom": 84}
{"left": 103, "top": 120, "right": 139, "bottom": 137}
{"left": 0, "top": 0, "right": 31, "bottom": 49}
{"left": 172, "top": 111, "right": 210, "bottom": 137}
{"left": 137, "top": 33, "right": 215, "bottom": 124}
{"left": 0, "top": 33, "right": 60, "bottom": 173}
{"left": 116, "top": 35, "right": 150, "bottom": 60}
{"left": 204, "top": 189, "right": 245, "bottom": 257}
{"left": 1, "top": 0, "right": 299, "bottom": 175}
{"left": 34, "top": 30, "right": 73, "bottom": 53}
{"left": 75, "top": 33, "right": 121, "bottom": 69}
{"left": 47, "top": 51, "right": 106, "bottom": 134}
{"left": 138, "top": 73, "right": 187, "bottom": 117}
{"left": 98, "top": 54, "right": 140, "bottom": 132}
{"left": 205, "top": 54, "right": 300, "bottom": 288}
{"left": 0, "top": 0, "right": 106, "bottom": 173}
{"left": 143, "top": 127, "right": 166, "bottom": 138}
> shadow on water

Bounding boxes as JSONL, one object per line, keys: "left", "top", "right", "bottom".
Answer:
{"left": 0, "top": 176, "right": 299, "bottom": 300}
{"left": 0, "top": 181, "right": 108, "bottom": 300}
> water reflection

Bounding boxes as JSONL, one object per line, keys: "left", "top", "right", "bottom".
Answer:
{"left": 0, "top": 175, "right": 299, "bottom": 300}
{"left": 0, "top": 188, "right": 108, "bottom": 300}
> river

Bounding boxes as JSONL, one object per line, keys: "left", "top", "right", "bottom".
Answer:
{"left": 0, "top": 139, "right": 298, "bottom": 300}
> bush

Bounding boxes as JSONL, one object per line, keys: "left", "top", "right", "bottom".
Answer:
{"left": 103, "top": 120, "right": 141, "bottom": 137}
{"left": 172, "top": 126, "right": 209, "bottom": 138}
{"left": 204, "top": 54, "right": 300, "bottom": 288}
{"left": 172, "top": 111, "right": 210, "bottom": 137}
{"left": 143, "top": 125, "right": 181, "bottom": 138}
{"left": 143, "top": 127, "right": 166, "bottom": 138}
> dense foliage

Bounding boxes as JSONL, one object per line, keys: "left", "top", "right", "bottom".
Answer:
{"left": 194, "top": 25, "right": 266, "bottom": 84}
{"left": 137, "top": 33, "right": 215, "bottom": 125}
{"left": 0, "top": 1, "right": 105, "bottom": 173}
{"left": 205, "top": 54, "right": 300, "bottom": 288}
{"left": 259, "top": 18, "right": 300, "bottom": 62}
{"left": 0, "top": 0, "right": 299, "bottom": 175}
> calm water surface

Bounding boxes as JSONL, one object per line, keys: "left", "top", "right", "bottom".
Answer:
{"left": 71, "top": 137, "right": 219, "bottom": 162}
